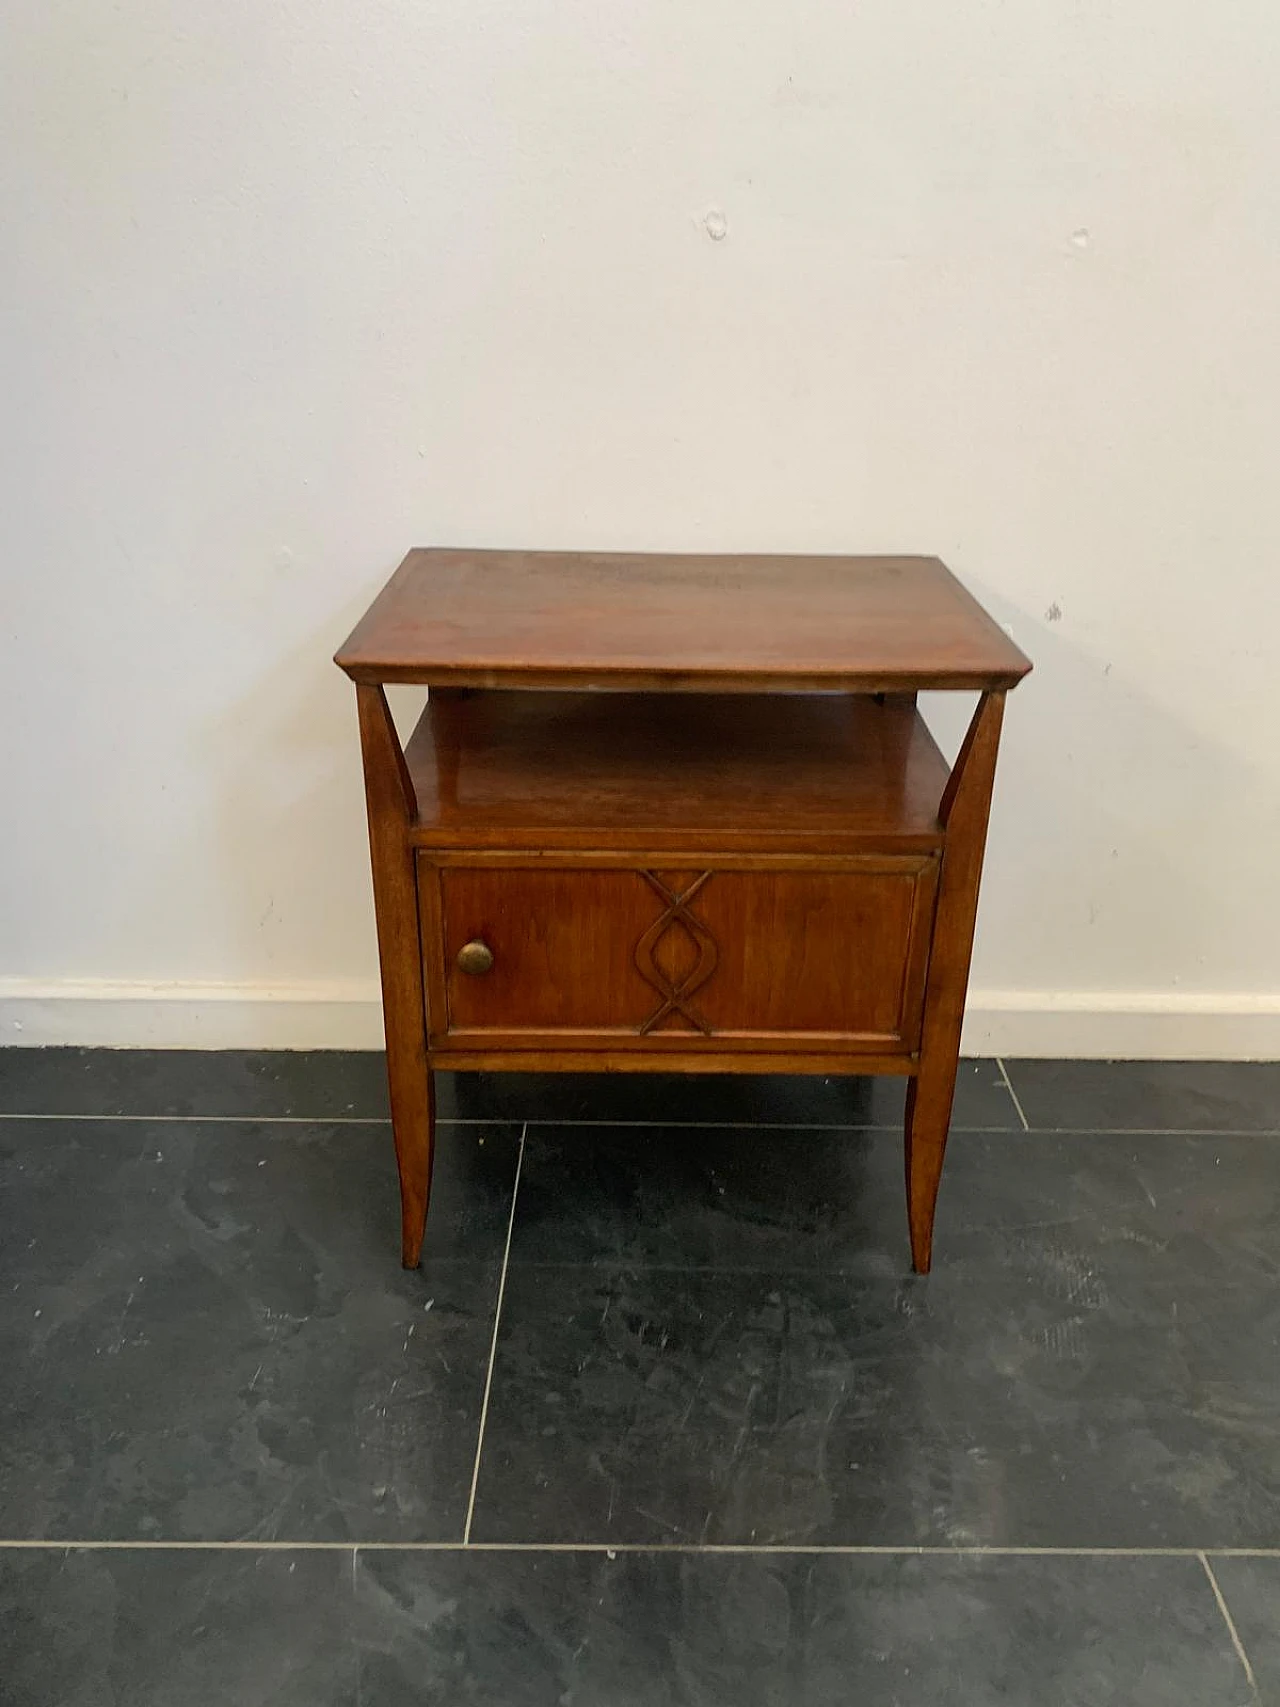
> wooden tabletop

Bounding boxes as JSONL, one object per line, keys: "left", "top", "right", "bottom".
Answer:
{"left": 335, "top": 549, "right": 1032, "bottom": 692}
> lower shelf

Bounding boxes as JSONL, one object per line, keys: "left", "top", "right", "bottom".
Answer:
{"left": 404, "top": 688, "right": 950, "bottom": 854}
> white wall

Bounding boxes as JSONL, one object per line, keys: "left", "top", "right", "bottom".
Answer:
{"left": 3, "top": 0, "right": 1279, "bottom": 1056}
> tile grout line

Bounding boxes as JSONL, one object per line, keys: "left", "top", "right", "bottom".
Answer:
{"left": 0, "top": 1112, "right": 504, "bottom": 1127}
{"left": 353, "top": 1545, "right": 364, "bottom": 1707}
{"left": 3, "top": 1110, "right": 1280, "bottom": 1138}
{"left": 461, "top": 1123, "right": 526, "bottom": 1546}
{"left": 5, "top": 1540, "right": 1280, "bottom": 1557}
{"left": 995, "top": 1059, "right": 1030, "bottom": 1131}
{"left": 1200, "top": 1552, "right": 1260, "bottom": 1700}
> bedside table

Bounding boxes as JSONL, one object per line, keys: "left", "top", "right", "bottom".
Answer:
{"left": 336, "top": 550, "right": 1031, "bottom": 1273}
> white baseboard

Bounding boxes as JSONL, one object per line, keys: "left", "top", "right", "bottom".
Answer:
{"left": 0, "top": 979, "right": 386, "bottom": 1050}
{"left": 1, "top": 978, "right": 1278, "bottom": 1060}
{"left": 961, "top": 990, "right": 1280, "bottom": 1061}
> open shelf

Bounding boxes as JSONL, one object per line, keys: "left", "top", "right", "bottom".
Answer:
{"left": 404, "top": 690, "right": 950, "bottom": 854}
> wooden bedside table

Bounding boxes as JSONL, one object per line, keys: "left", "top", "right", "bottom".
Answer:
{"left": 336, "top": 550, "right": 1031, "bottom": 1273}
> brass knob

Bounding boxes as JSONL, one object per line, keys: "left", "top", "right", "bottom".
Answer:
{"left": 456, "top": 939, "right": 494, "bottom": 976}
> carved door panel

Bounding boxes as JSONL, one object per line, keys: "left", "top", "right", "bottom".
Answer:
{"left": 422, "top": 857, "right": 937, "bottom": 1055}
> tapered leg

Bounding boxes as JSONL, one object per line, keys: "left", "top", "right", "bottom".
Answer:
{"left": 904, "top": 1059, "right": 961, "bottom": 1273}
{"left": 356, "top": 681, "right": 435, "bottom": 1268}
{"left": 905, "top": 691, "right": 1005, "bottom": 1273}
{"left": 392, "top": 1065, "right": 434, "bottom": 1269}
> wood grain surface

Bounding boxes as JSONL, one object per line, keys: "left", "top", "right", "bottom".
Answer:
{"left": 405, "top": 690, "right": 951, "bottom": 853}
{"left": 336, "top": 549, "right": 1032, "bottom": 691}
{"left": 427, "top": 858, "right": 937, "bottom": 1056}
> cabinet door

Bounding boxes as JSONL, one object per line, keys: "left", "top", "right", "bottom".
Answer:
{"left": 422, "top": 857, "right": 938, "bottom": 1055}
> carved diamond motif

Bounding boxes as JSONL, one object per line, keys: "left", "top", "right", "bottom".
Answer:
{"left": 634, "top": 871, "right": 718, "bottom": 1034}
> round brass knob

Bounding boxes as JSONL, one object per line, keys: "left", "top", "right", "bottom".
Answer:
{"left": 456, "top": 939, "right": 494, "bottom": 976}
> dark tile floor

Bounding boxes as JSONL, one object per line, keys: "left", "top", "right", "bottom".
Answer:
{"left": 0, "top": 1050, "right": 1277, "bottom": 1704}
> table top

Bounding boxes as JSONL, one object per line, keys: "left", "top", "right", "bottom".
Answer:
{"left": 335, "top": 549, "right": 1032, "bottom": 692}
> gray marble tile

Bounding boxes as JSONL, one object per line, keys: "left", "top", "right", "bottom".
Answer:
{"left": 0, "top": 1546, "right": 1245, "bottom": 1706}
{"left": 432, "top": 1058, "right": 1019, "bottom": 1128}
{"left": 0, "top": 1048, "right": 391, "bottom": 1119}
{"left": 352, "top": 1549, "right": 1248, "bottom": 1706}
{"left": 512, "top": 1123, "right": 908, "bottom": 1275}
{"left": 0, "top": 1049, "right": 1020, "bottom": 1128}
{"left": 1003, "top": 1059, "right": 1280, "bottom": 1133}
{"left": 511, "top": 1125, "right": 1280, "bottom": 1288}
{"left": 937, "top": 1129, "right": 1280, "bottom": 1290}
{"left": 1206, "top": 1556, "right": 1280, "bottom": 1704}
{"left": 471, "top": 1257, "right": 1280, "bottom": 1547}
{"left": 0, "top": 1118, "right": 516, "bottom": 1540}
{"left": 0, "top": 1547, "right": 356, "bottom": 1705}
{"left": 0, "top": 1114, "right": 519, "bottom": 1275}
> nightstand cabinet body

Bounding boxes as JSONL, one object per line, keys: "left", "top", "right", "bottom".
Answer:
{"left": 338, "top": 551, "right": 1030, "bottom": 1273}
